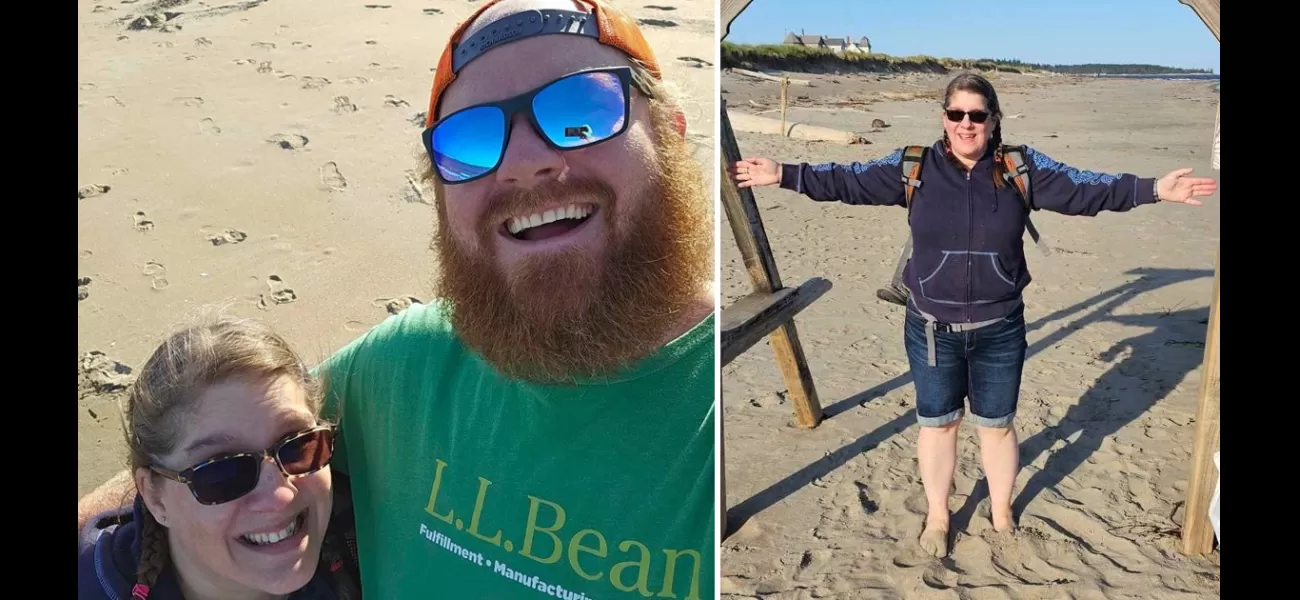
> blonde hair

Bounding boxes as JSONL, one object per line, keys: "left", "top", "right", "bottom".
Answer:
{"left": 121, "top": 313, "right": 324, "bottom": 595}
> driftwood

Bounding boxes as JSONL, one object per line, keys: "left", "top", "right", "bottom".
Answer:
{"left": 729, "top": 111, "right": 867, "bottom": 144}
{"left": 730, "top": 68, "right": 813, "bottom": 87}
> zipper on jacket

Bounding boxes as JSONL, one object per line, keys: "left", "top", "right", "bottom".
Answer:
{"left": 965, "top": 169, "right": 972, "bottom": 323}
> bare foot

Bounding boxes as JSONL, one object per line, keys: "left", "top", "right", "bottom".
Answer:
{"left": 992, "top": 507, "right": 1015, "bottom": 533}
{"left": 919, "top": 516, "right": 949, "bottom": 558}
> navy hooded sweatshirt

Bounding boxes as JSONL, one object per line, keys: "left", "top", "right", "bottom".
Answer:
{"left": 780, "top": 140, "right": 1159, "bottom": 324}
{"left": 77, "top": 495, "right": 347, "bottom": 600}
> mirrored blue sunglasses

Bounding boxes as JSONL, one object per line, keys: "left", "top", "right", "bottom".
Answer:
{"left": 423, "top": 66, "right": 634, "bottom": 185}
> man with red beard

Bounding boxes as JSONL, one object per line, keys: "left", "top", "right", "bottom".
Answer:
{"left": 76, "top": 0, "right": 716, "bottom": 598}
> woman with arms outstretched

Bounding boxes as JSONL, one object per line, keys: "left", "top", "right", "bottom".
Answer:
{"left": 728, "top": 72, "right": 1216, "bottom": 558}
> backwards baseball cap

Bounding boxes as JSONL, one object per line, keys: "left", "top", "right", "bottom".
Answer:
{"left": 425, "top": 0, "right": 663, "bottom": 128}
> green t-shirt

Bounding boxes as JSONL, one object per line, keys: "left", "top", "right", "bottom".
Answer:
{"left": 313, "top": 300, "right": 715, "bottom": 599}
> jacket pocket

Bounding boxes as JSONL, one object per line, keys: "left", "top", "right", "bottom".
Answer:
{"left": 917, "top": 250, "right": 1018, "bottom": 305}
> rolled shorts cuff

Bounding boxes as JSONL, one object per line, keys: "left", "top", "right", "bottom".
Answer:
{"left": 917, "top": 408, "right": 964, "bottom": 428}
{"left": 967, "top": 410, "right": 1015, "bottom": 428}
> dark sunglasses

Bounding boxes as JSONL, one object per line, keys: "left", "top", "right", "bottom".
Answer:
{"left": 945, "top": 109, "right": 991, "bottom": 124}
{"left": 151, "top": 425, "right": 336, "bottom": 506}
{"left": 423, "top": 66, "right": 634, "bottom": 185}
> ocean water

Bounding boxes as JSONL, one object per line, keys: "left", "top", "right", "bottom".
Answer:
{"left": 1094, "top": 73, "right": 1219, "bottom": 82}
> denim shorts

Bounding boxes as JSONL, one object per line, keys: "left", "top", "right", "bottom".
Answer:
{"left": 903, "top": 304, "right": 1028, "bottom": 428}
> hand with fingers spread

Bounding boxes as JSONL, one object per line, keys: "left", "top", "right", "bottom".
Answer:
{"left": 727, "top": 157, "right": 781, "bottom": 188}
{"left": 1156, "top": 167, "right": 1218, "bottom": 205}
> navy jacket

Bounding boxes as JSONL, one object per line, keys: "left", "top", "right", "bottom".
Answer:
{"left": 780, "top": 140, "right": 1159, "bottom": 323}
{"left": 78, "top": 475, "right": 361, "bottom": 600}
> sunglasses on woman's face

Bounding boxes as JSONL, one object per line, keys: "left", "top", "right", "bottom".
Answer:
{"left": 151, "top": 425, "right": 336, "bottom": 506}
{"left": 423, "top": 66, "right": 634, "bottom": 185}
{"left": 945, "top": 109, "right": 991, "bottom": 124}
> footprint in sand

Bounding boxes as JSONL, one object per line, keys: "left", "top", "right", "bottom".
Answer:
{"left": 141, "top": 261, "right": 168, "bottom": 290}
{"left": 257, "top": 61, "right": 273, "bottom": 74}
{"left": 133, "top": 211, "right": 155, "bottom": 232}
{"left": 332, "top": 96, "right": 358, "bottom": 114}
{"left": 291, "top": 41, "right": 312, "bottom": 49}
{"left": 339, "top": 76, "right": 371, "bottom": 85}
{"left": 364, "top": 4, "right": 392, "bottom": 8}
{"left": 373, "top": 295, "right": 422, "bottom": 315}
{"left": 194, "top": 36, "right": 212, "bottom": 46}
{"left": 199, "top": 117, "right": 221, "bottom": 134}
{"left": 268, "top": 133, "right": 309, "bottom": 150}
{"left": 78, "top": 184, "right": 111, "bottom": 200}
{"left": 320, "top": 162, "right": 347, "bottom": 190}
{"left": 402, "top": 170, "right": 431, "bottom": 204}
{"left": 174, "top": 96, "right": 204, "bottom": 107}
{"left": 78, "top": 351, "right": 135, "bottom": 397}
{"left": 637, "top": 18, "right": 677, "bottom": 27}
{"left": 365, "top": 40, "right": 378, "bottom": 45}
{"left": 301, "top": 76, "right": 331, "bottom": 90}
{"left": 257, "top": 275, "right": 298, "bottom": 310}
{"left": 78, "top": 277, "right": 92, "bottom": 301}
{"left": 384, "top": 95, "right": 409, "bottom": 108}
{"left": 251, "top": 41, "right": 276, "bottom": 50}
{"left": 409, "top": 112, "right": 427, "bottom": 127}
{"left": 206, "top": 228, "right": 247, "bottom": 246}
{"left": 677, "top": 56, "right": 712, "bottom": 68}
{"left": 422, "top": 8, "right": 442, "bottom": 15}
{"left": 644, "top": 5, "right": 676, "bottom": 10}
{"left": 233, "top": 58, "right": 256, "bottom": 65}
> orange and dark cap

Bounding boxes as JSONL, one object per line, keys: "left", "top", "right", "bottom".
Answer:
{"left": 425, "top": 0, "right": 663, "bottom": 128}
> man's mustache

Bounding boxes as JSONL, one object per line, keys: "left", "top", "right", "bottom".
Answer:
{"left": 480, "top": 177, "right": 618, "bottom": 233}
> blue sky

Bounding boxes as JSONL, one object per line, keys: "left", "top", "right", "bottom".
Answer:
{"left": 725, "top": 0, "right": 1220, "bottom": 73}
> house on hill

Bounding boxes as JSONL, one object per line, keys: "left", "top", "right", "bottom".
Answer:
{"left": 783, "top": 31, "right": 871, "bottom": 53}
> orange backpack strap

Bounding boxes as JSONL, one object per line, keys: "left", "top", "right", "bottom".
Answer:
{"left": 900, "top": 145, "right": 928, "bottom": 212}
{"left": 1000, "top": 145, "right": 1052, "bottom": 256}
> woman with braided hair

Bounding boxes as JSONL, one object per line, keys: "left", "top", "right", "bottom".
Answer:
{"left": 728, "top": 72, "right": 1216, "bottom": 558}
{"left": 77, "top": 314, "right": 360, "bottom": 599}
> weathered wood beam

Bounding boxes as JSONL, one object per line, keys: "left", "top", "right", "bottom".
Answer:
{"left": 1177, "top": 0, "right": 1220, "bottom": 41}
{"left": 1181, "top": 249, "right": 1221, "bottom": 555}
{"left": 722, "top": 277, "right": 833, "bottom": 366}
{"left": 720, "top": 0, "right": 755, "bottom": 41}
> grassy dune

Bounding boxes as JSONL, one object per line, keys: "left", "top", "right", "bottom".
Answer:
{"left": 721, "top": 42, "right": 1213, "bottom": 76}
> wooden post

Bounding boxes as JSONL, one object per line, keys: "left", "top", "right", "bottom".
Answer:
{"left": 779, "top": 76, "right": 787, "bottom": 135}
{"left": 1172, "top": 0, "right": 1219, "bottom": 556}
{"left": 718, "top": 102, "right": 824, "bottom": 430}
{"left": 1181, "top": 248, "right": 1220, "bottom": 555}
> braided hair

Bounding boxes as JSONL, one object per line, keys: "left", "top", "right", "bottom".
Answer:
{"left": 941, "top": 72, "right": 1009, "bottom": 189}
{"left": 121, "top": 313, "right": 328, "bottom": 599}
{"left": 133, "top": 506, "right": 170, "bottom": 599}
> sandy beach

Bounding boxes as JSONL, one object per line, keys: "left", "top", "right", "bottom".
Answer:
{"left": 719, "top": 70, "right": 1221, "bottom": 598}
{"left": 76, "top": 0, "right": 717, "bottom": 496}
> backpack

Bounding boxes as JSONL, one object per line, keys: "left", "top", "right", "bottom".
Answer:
{"left": 899, "top": 144, "right": 1052, "bottom": 256}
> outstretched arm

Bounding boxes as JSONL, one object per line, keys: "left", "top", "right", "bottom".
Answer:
{"left": 728, "top": 149, "right": 907, "bottom": 207}
{"left": 778, "top": 148, "right": 907, "bottom": 207}
{"left": 1025, "top": 148, "right": 1215, "bottom": 215}
{"left": 1025, "top": 147, "right": 1157, "bottom": 215}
